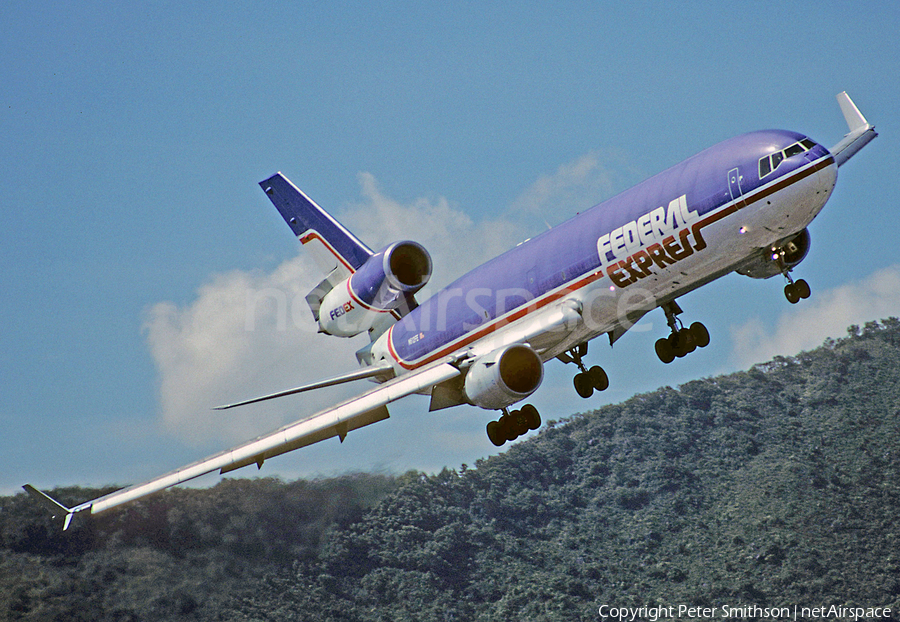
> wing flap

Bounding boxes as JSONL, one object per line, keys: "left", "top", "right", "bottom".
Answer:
{"left": 219, "top": 405, "right": 390, "bottom": 474}
{"left": 61, "top": 362, "right": 460, "bottom": 518}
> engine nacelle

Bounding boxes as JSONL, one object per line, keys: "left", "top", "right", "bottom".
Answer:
{"left": 737, "top": 228, "right": 811, "bottom": 280}
{"left": 464, "top": 344, "right": 544, "bottom": 410}
{"left": 319, "top": 241, "right": 432, "bottom": 337}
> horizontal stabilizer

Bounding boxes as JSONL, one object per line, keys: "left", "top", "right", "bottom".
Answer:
{"left": 214, "top": 364, "right": 394, "bottom": 410}
{"left": 831, "top": 92, "right": 877, "bottom": 167}
{"left": 23, "top": 485, "right": 77, "bottom": 531}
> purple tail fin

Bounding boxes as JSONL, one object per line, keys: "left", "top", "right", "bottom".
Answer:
{"left": 260, "top": 173, "right": 372, "bottom": 274}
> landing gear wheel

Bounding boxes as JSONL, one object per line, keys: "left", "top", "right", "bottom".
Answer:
{"left": 574, "top": 373, "right": 594, "bottom": 398}
{"left": 521, "top": 404, "right": 541, "bottom": 430}
{"left": 683, "top": 331, "right": 698, "bottom": 355}
{"left": 671, "top": 331, "right": 694, "bottom": 358}
{"left": 512, "top": 410, "right": 530, "bottom": 436}
{"left": 795, "top": 279, "right": 810, "bottom": 300}
{"left": 785, "top": 283, "right": 800, "bottom": 304}
{"left": 689, "top": 322, "right": 710, "bottom": 348}
{"left": 587, "top": 366, "right": 609, "bottom": 392}
{"left": 655, "top": 337, "right": 676, "bottom": 364}
{"left": 501, "top": 415, "right": 519, "bottom": 442}
{"left": 486, "top": 421, "right": 505, "bottom": 447}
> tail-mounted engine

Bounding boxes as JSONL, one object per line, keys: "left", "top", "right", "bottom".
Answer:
{"left": 737, "top": 228, "right": 811, "bottom": 280}
{"left": 316, "top": 241, "right": 432, "bottom": 337}
{"left": 463, "top": 344, "right": 544, "bottom": 410}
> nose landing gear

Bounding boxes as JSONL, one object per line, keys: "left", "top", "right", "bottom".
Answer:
{"left": 772, "top": 241, "right": 811, "bottom": 304}
{"left": 655, "top": 300, "right": 710, "bottom": 364}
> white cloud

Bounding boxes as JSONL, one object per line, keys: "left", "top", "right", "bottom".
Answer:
{"left": 507, "top": 150, "right": 637, "bottom": 227}
{"left": 730, "top": 265, "right": 900, "bottom": 368}
{"left": 143, "top": 256, "right": 358, "bottom": 445}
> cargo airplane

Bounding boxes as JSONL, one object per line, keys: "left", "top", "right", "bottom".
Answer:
{"left": 26, "top": 93, "right": 876, "bottom": 529}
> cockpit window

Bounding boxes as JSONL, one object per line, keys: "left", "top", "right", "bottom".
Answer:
{"left": 771, "top": 151, "right": 785, "bottom": 170}
{"left": 784, "top": 143, "right": 805, "bottom": 158}
{"left": 758, "top": 138, "right": 819, "bottom": 179}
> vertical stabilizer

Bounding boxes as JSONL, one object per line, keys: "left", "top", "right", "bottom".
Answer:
{"left": 260, "top": 173, "right": 373, "bottom": 277}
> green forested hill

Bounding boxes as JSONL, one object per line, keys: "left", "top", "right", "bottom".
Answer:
{"left": 4, "top": 320, "right": 900, "bottom": 621}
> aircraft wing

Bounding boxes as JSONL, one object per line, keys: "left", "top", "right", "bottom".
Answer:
{"left": 25, "top": 360, "right": 462, "bottom": 530}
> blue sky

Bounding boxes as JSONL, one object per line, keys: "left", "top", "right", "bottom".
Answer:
{"left": 4, "top": 2, "right": 899, "bottom": 496}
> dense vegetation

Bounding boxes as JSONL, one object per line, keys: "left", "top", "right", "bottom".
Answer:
{"left": 3, "top": 320, "right": 900, "bottom": 621}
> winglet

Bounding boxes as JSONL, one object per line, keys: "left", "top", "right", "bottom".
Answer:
{"left": 831, "top": 92, "right": 877, "bottom": 167}
{"left": 837, "top": 91, "right": 868, "bottom": 133}
{"left": 23, "top": 485, "right": 78, "bottom": 531}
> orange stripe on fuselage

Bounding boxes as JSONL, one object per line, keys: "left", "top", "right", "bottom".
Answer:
{"left": 387, "top": 268, "right": 606, "bottom": 370}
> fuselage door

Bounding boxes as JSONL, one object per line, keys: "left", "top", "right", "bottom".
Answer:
{"left": 728, "top": 167, "right": 743, "bottom": 201}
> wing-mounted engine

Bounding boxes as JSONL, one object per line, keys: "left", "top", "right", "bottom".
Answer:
{"left": 463, "top": 344, "right": 544, "bottom": 410}
{"left": 315, "top": 241, "right": 432, "bottom": 337}
{"left": 737, "top": 228, "right": 811, "bottom": 280}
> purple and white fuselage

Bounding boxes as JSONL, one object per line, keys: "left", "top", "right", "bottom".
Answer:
{"left": 375, "top": 130, "right": 836, "bottom": 372}
{"left": 25, "top": 93, "right": 877, "bottom": 528}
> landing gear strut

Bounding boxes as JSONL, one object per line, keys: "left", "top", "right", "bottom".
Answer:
{"left": 486, "top": 404, "right": 541, "bottom": 447}
{"left": 655, "top": 301, "right": 710, "bottom": 364}
{"left": 559, "top": 342, "right": 609, "bottom": 398}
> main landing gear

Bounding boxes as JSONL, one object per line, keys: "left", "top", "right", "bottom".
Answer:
{"left": 783, "top": 274, "right": 811, "bottom": 304}
{"left": 559, "top": 342, "right": 609, "bottom": 398}
{"left": 486, "top": 404, "right": 541, "bottom": 447}
{"left": 655, "top": 300, "right": 710, "bottom": 364}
